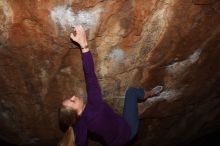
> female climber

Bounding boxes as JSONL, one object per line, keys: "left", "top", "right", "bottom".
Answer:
{"left": 59, "top": 25, "right": 163, "bottom": 146}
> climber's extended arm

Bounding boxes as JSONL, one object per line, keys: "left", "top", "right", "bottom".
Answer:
{"left": 70, "top": 25, "right": 102, "bottom": 105}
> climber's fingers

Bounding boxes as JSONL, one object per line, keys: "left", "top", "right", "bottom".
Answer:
{"left": 70, "top": 25, "right": 87, "bottom": 48}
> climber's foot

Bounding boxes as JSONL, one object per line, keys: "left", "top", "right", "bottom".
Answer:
{"left": 144, "top": 85, "right": 163, "bottom": 100}
{"left": 139, "top": 86, "right": 163, "bottom": 117}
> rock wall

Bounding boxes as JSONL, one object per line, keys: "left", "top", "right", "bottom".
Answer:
{"left": 0, "top": 0, "right": 220, "bottom": 146}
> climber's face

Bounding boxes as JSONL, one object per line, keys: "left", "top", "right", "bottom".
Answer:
{"left": 62, "top": 95, "right": 84, "bottom": 112}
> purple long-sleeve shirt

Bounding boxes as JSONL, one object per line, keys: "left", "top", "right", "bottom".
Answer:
{"left": 75, "top": 51, "right": 131, "bottom": 146}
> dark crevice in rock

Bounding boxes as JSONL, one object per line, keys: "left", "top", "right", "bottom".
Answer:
{"left": 192, "top": 0, "right": 214, "bottom": 5}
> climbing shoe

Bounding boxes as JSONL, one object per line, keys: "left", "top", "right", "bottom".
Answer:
{"left": 151, "top": 85, "right": 163, "bottom": 96}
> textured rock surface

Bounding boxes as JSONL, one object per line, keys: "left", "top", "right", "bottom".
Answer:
{"left": 0, "top": 0, "right": 220, "bottom": 146}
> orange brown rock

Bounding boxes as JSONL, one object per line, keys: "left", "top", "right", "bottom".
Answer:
{"left": 0, "top": 0, "right": 220, "bottom": 146}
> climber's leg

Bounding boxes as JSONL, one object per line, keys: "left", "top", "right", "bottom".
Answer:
{"left": 123, "top": 87, "right": 145, "bottom": 139}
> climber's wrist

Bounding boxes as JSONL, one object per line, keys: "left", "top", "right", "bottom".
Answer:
{"left": 81, "top": 48, "right": 89, "bottom": 53}
{"left": 81, "top": 44, "right": 89, "bottom": 53}
{"left": 81, "top": 43, "right": 88, "bottom": 49}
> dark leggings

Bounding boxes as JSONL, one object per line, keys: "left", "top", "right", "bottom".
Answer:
{"left": 123, "top": 87, "right": 145, "bottom": 139}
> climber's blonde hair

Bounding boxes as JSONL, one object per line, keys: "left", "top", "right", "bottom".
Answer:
{"left": 58, "top": 126, "right": 76, "bottom": 146}
{"left": 58, "top": 106, "right": 77, "bottom": 132}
